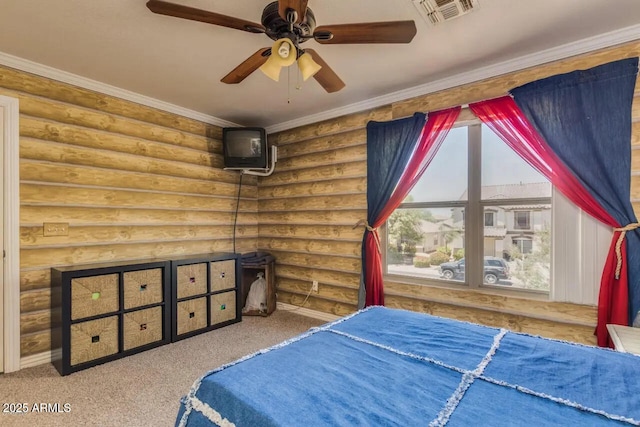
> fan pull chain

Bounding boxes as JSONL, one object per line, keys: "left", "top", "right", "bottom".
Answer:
{"left": 296, "top": 65, "right": 302, "bottom": 91}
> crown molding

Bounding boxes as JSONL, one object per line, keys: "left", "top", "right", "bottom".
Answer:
{"left": 265, "top": 23, "right": 640, "bottom": 134}
{"left": 0, "top": 51, "right": 239, "bottom": 128}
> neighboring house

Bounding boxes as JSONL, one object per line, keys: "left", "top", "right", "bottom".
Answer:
{"left": 421, "top": 182, "right": 551, "bottom": 258}
{"left": 416, "top": 219, "right": 462, "bottom": 254}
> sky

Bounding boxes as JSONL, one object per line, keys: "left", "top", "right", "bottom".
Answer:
{"left": 409, "top": 125, "right": 548, "bottom": 203}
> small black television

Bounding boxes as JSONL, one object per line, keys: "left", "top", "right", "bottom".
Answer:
{"left": 223, "top": 127, "right": 268, "bottom": 170}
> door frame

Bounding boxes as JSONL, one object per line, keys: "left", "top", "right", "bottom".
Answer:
{"left": 1, "top": 95, "right": 20, "bottom": 373}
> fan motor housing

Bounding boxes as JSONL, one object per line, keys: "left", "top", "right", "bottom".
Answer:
{"left": 261, "top": 1, "right": 316, "bottom": 44}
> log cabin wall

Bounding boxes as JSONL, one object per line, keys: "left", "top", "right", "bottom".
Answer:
{"left": 263, "top": 108, "right": 392, "bottom": 317}
{"left": 0, "top": 66, "right": 258, "bottom": 359}
{"left": 265, "top": 40, "right": 640, "bottom": 345}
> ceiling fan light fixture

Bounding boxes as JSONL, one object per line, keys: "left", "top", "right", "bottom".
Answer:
{"left": 297, "top": 52, "right": 322, "bottom": 81}
{"left": 259, "top": 38, "right": 297, "bottom": 81}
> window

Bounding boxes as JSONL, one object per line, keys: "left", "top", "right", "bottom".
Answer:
{"left": 512, "top": 237, "right": 533, "bottom": 254}
{"left": 514, "top": 211, "right": 531, "bottom": 230}
{"left": 484, "top": 211, "right": 495, "bottom": 227}
{"left": 385, "top": 122, "right": 552, "bottom": 293}
{"left": 384, "top": 113, "right": 612, "bottom": 305}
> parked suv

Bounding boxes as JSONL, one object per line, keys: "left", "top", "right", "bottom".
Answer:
{"left": 439, "top": 256, "right": 510, "bottom": 285}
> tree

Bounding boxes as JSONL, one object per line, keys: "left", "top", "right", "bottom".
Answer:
{"left": 511, "top": 225, "right": 551, "bottom": 290}
{"left": 439, "top": 224, "right": 462, "bottom": 252}
{"left": 387, "top": 209, "right": 425, "bottom": 255}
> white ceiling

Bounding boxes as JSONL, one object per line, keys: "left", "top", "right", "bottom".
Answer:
{"left": 1, "top": 0, "right": 640, "bottom": 130}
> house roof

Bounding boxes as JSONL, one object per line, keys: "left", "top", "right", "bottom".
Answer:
{"left": 459, "top": 182, "right": 551, "bottom": 201}
{"left": 484, "top": 227, "right": 507, "bottom": 238}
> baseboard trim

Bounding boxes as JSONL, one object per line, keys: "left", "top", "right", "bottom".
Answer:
{"left": 20, "top": 349, "right": 60, "bottom": 370}
{"left": 276, "top": 302, "right": 341, "bottom": 323}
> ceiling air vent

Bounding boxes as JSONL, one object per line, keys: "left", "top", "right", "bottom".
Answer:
{"left": 412, "top": 0, "right": 479, "bottom": 25}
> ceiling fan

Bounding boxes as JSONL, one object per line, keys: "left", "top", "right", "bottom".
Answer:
{"left": 146, "top": 0, "right": 417, "bottom": 93}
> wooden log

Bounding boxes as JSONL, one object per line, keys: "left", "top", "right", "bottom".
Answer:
{"left": 260, "top": 161, "right": 366, "bottom": 186}
{"left": 19, "top": 117, "right": 227, "bottom": 168}
{"left": 266, "top": 250, "right": 361, "bottom": 274}
{"left": 258, "top": 210, "right": 365, "bottom": 226}
{"left": 276, "top": 290, "right": 357, "bottom": 316}
{"left": 258, "top": 237, "right": 361, "bottom": 258}
{"left": 632, "top": 147, "right": 640, "bottom": 172}
{"left": 0, "top": 64, "right": 220, "bottom": 138}
{"left": 277, "top": 277, "right": 359, "bottom": 304}
{"left": 21, "top": 329, "right": 57, "bottom": 357}
{"left": 261, "top": 161, "right": 366, "bottom": 187}
{"left": 258, "top": 224, "right": 362, "bottom": 241}
{"left": 21, "top": 308, "right": 60, "bottom": 335}
{"left": 20, "top": 183, "right": 258, "bottom": 212}
{"left": 275, "top": 129, "right": 366, "bottom": 159}
{"left": 275, "top": 145, "right": 366, "bottom": 172}
{"left": 3, "top": 89, "right": 217, "bottom": 151}
{"left": 270, "top": 106, "right": 392, "bottom": 145}
{"left": 631, "top": 175, "right": 640, "bottom": 200}
{"left": 258, "top": 194, "right": 367, "bottom": 212}
{"left": 20, "top": 160, "right": 257, "bottom": 199}
{"left": 19, "top": 239, "right": 254, "bottom": 269}
{"left": 21, "top": 205, "right": 258, "bottom": 226}
{"left": 21, "top": 268, "right": 51, "bottom": 292}
{"left": 20, "top": 136, "right": 232, "bottom": 180}
{"left": 633, "top": 122, "right": 640, "bottom": 147}
{"left": 21, "top": 224, "right": 259, "bottom": 247}
{"left": 384, "top": 293, "right": 596, "bottom": 345}
{"left": 392, "top": 41, "right": 640, "bottom": 119}
{"left": 20, "top": 287, "right": 60, "bottom": 313}
{"left": 275, "top": 264, "right": 360, "bottom": 289}
{"left": 258, "top": 178, "right": 366, "bottom": 199}
{"left": 384, "top": 281, "right": 596, "bottom": 326}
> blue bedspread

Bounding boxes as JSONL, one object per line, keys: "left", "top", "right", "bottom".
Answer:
{"left": 176, "top": 306, "right": 640, "bottom": 426}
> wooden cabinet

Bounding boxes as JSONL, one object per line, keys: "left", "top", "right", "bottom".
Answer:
{"left": 171, "top": 253, "right": 241, "bottom": 341}
{"left": 241, "top": 260, "right": 276, "bottom": 316}
{"left": 52, "top": 260, "right": 171, "bottom": 376}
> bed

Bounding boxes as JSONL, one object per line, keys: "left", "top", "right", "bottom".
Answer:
{"left": 176, "top": 306, "right": 640, "bottom": 426}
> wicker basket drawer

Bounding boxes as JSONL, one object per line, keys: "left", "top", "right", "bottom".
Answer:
{"left": 176, "top": 263, "right": 207, "bottom": 298}
{"left": 123, "top": 306, "right": 163, "bottom": 351}
{"left": 71, "top": 273, "right": 119, "bottom": 320}
{"left": 123, "top": 268, "right": 163, "bottom": 309}
{"left": 210, "top": 291, "right": 236, "bottom": 326}
{"left": 176, "top": 297, "right": 207, "bottom": 336}
{"left": 210, "top": 260, "right": 236, "bottom": 292}
{"left": 70, "top": 316, "right": 119, "bottom": 366}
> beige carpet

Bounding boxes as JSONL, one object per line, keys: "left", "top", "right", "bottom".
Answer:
{"left": 0, "top": 310, "right": 324, "bottom": 427}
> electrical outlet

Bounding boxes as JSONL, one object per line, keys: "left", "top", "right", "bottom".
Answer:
{"left": 43, "top": 222, "right": 69, "bottom": 236}
{"left": 311, "top": 280, "right": 319, "bottom": 293}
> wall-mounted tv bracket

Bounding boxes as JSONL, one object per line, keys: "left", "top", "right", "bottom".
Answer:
{"left": 241, "top": 145, "right": 278, "bottom": 177}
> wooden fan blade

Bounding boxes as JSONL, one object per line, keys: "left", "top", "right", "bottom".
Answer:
{"left": 305, "top": 49, "right": 345, "bottom": 93}
{"left": 314, "top": 21, "right": 417, "bottom": 44}
{"left": 278, "top": 0, "right": 308, "bottom": 23}
{"left": 146, "top": 0, "right": 265, "bottom": 33}
{"left": 221, "top": 48, "right": 271, "bottom": 84}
